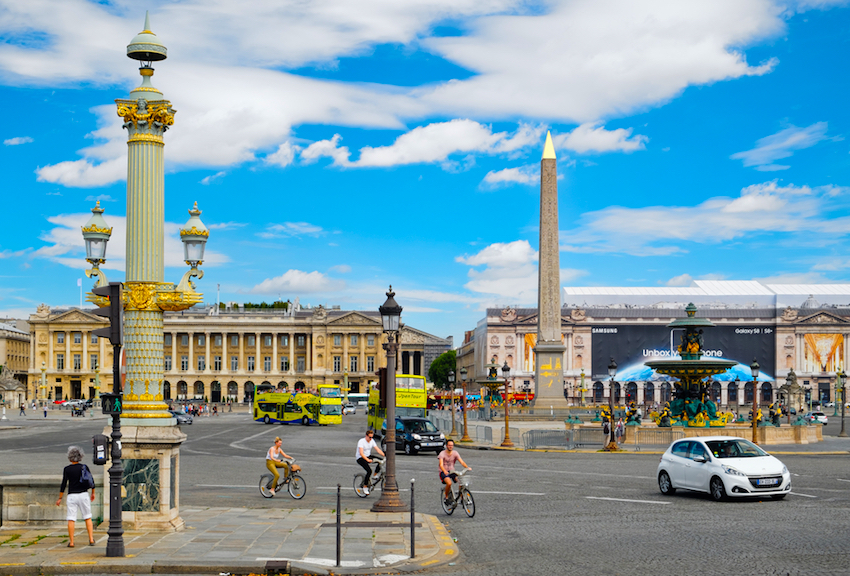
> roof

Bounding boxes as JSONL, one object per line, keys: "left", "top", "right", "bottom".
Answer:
{"left": 0, "top": 322, "right": 28, "bottom": 336}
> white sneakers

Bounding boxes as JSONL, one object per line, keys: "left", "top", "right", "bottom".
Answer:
{"left": 363, "top": 486, "right": 370, "bottom": 495}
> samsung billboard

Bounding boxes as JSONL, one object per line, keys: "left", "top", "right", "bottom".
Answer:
{"left": 590, "top": 325, "right": 776, "bottom": 383}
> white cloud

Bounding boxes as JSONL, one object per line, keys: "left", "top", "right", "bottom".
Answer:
{"left": 4, "top": 136, "right": 32, "bottom": 145}
{"left": 329, "top": 264, "right": 352, "bottom": 274}
{"left": 265, "top": 141, "right": 300, "bottom": 167}
{"left": 0, "top": 248, "right": 30, "bottom": 259}
{"left": 35, "top": 157, "right": 125, "bottom": 188}
{"left": 456, "top": 240, "right": 539, "bottom": 303}
{"left": 560, "top": 180, "right": 850, "bottom": 256}
{"left": 665, "top": 274, "right": 694, "bottom": 287}
{"left": 555, "top": 123, "right": 648, "bottom": 154}
{"left": 200, "top": 171, "right": 226, "bottom": 185}
{"left": 730, "top": 122, "right": 833, "bottom": 171}
{"left": 208, "top": 221, "right": 247, "bottom": 230}
{"left": 84, "top": 194, "right": 115, "bottom": 203}
{"left": 481, "top": 165, "right": 537, "bottom": 187}
{"left": 258, "top": 222, "right": 325, "bottom": 239}
{"left": 250, "top": 270, "right": 345, "bottom": 294}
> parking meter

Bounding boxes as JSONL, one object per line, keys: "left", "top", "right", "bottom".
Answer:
{"left": 92, "top": 434, "right": 110, "bottom": 465}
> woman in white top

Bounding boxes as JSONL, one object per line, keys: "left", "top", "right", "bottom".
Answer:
{"left": 266, "top": 436, "right": 293, "bottom": 495}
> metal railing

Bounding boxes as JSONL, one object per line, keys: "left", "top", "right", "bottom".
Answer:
{"left": 522, "top": 430, "right": 572, "bottom": 450}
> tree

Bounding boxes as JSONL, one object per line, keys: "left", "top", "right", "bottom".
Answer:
{"left": 429, "top": 350, "right": 457, "bottom": 391}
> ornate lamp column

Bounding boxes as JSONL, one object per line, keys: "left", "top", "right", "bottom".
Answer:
{"left": 604, "top": 358, "right": 618, "bottom": 451}
{"left": 500, "top": 361, "right": 514, "bottom": 447}
{"left": 448, "top": 370, "right": 457, "bottom": 438}
{"left": 751, "top": 359, "right": 760, "bottom": 445}
{"left": 459, "top": 367, "right": 472, "bottom": 442}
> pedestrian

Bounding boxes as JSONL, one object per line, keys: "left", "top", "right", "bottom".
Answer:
{"left": 19, "top": 403, "right": 26, "bottom": 416}
{"left": 615, "top": 418, "right": 625, "bottom": 443}
{"left": 44, "top": 404, "right": 48, "bottom": 418}
{"left": 212, "top": 404, "right": 218, "bottom": 416}
{"left": 55, "top": 446, "right": 96, "bottom": 547}
{"left": 603, "top": 418, "right": 610, "bottom": 438}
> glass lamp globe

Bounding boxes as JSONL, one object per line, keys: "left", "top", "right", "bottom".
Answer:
{"left": 81, "top": 201, "right": 112, "bottom": 264}
{"left": 180, "top": 202, "right": 209, "bottom": 266}
{"left": 379, "top": 286, "right": 402, "bottom": 333}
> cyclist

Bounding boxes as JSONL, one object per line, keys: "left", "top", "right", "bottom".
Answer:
{"left": 439, "top": 439, "right": 470, "bottom": 505}
{"left": 356, "top": 429, "right": 384, "bottom": 495}
{"left": 266, "top": 436, "right": 293, "bottom": 495}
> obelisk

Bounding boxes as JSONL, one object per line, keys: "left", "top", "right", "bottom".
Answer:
{"left": 532, "top": 131, "right": 568, "bottom": 409}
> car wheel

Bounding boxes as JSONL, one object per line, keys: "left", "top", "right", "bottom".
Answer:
{"left": 658, "top": 471, "right": 676, "bottom": 495}
{"left": 709, "top": 476, "right": 727, "bottom": 501}
{"left": 404, "top": 442, "right": 415, "bottom": 455}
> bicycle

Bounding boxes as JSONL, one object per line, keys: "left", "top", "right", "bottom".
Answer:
{"left": 353, "top": 455, "right": 385, "bottom": 498}
{"left": 440, "top": 468, "right": 474, "bottom": 517}
{"left": 259, "top": 460, "right": 307, "bottom": 499}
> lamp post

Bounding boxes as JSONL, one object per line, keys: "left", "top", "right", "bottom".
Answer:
{"left": 40, "top": 362, "right": 46, "bottom": 408}
{"left": 372, "top": 286, "right": 407, "bottom": 512}
{"left": 343, "top": 370, "right": 349, "bottom": 404}
{"left": 751, "top": 359, "right": 760, "bottom": 445}
{"left": 833, "top": 372, "right": 842, "bottom": 417}
{"left": 579, "top": 369, "right": 585, "bottom": 408}
{"left": 460, "top": 367, "right": 472, "bottom": 442}
{"left": 605, "top": 357, "right": 618, "bottom": 451}
{"left": 838, "top": 369, "right": 847, "bottom": 438}
{"left": 448, "top": 370, "right": 457, "bottom": 438}
{"left": 500, "top": 361, "right": 514, "bottom": 447}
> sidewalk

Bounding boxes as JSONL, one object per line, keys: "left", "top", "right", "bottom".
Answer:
{"left": 0, "top": 507, "right": 458, "bottom": 575}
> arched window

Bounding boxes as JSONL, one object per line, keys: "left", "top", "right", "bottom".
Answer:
{"left": 644, "top": 382, "right": 654, "bottom": 403}
{"left": 295, "top": 381, "right": 306, "bottom": 392}
{"left": 728, "top": 381, "right": 738, "bottom": 404}
{"left": 163, "top": 381, "right": 171, "bottom": 400}
{"left": 744, "top": 382, "right": 754, "bottom": 403}
{"left": 711, "top": 381, "right": 721, "bottom": 402}
{"left": 626, "top": 382, "right": 637, "bottom": 403}
{"left": 178, "top": 381, "right": 188, "bottom": 397}
{"left": 194, "top": 381, "right": 204, "bottom": 398}
{"left": 761, "top": 382, "right": 773, "bottom": 403}
{"left": 244, "top": 381, "right": 255, "bottom": 402}
{"left": 227, "top": 381, "right": 238, "bottom": 399}
{"left": 613, "top": 382, "right": 621, "bottom": 403}
{"left": 660, "top": 382, "right": 671, "bottom": 403}
{"left": 593, "top": 381, "right": 604, "bottom": 403}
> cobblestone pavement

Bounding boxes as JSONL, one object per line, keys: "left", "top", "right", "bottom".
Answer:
{"left": 2, "top": 408, "right": 849, "bottom": 575}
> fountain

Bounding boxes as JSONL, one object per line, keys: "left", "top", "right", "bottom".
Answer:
{"left": 645, "top": 303, "right": 736, "bottom": 427}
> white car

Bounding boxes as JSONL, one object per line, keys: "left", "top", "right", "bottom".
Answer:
{"left": 342, "top": 403, "right": 356, "bottom": 415}
{"left": 657, "top": 436, "right": 791, "bottom": 501}
{"left": 804, "top": 411, "right": 828, "bottom": 424}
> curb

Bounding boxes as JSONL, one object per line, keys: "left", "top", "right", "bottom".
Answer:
{"left": 454, "top": 441, "right": 848, "bottom": 456}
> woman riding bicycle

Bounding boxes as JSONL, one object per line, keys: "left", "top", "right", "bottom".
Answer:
{"left": 266, "top": 436, "right": 293, "bottom": 496}
{"left": 439, "top": 439, "right": 470, "bottom": 505}
{"left": 355, "top": 429, "right": 384, "bottom": 495}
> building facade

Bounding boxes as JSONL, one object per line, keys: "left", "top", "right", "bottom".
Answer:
{"left": 27, "top": 304, "right": 450, "bottom": 403}
{"left": 0, "top": 319, "right": 30, "bottom": 383}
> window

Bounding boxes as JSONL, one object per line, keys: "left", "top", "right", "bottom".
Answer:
{"left": 90, "top": 354, "right": 98, "bottom": 370}
{"left": 350, "top": 355, "right": 358, "bottom": 372}
{"left": 231, "top": 335, "right": 239, "bottom": 347}
{"left": 297, "top": 356, "right": 305, "bottom": 371}
{"left": 214, "top": 335, "right": 222, "bottom": 346}
{"left": 198, "top": 335, "right": 205, "bottom": 346}
{"left": 164, "top": 334, "right": 172, "bottom": 346}
{"left": 74, "top": 332, "right": 81, "bottom": 344}
{"left": 197, "top": 355, "right": 206, "bottom": 371}
{"left": 91, "top": 333, "right": 98, "bottom": 344}
{"left": 214, "top": 355, "right": 221, "bottom": 370}
{"left": 247, "top": 335, "right": 255, "bottom": 346}
{"left": 57, "top": 333, "right": 65, "bottom": 344}
{"left": 231, "top": 356, "right": 238, "bottom": 371}
{"left": 281, "top": 335, "right": 289, "bottom": 346}
{"left": 181, "top": 355, "right": 188, "bottom": 371}
{"left": 281, "top": 356, "right": 290, "bottom": 371}
{"left": 73, "top": 354, "right": 81, "bottom": 370}
{"left": 248, "top": 356, "right": 255, "bottom": 371}
{"left": 264, "top": 335, "right": 272, "bottom": 346}
{"left": 264, "top": 356, "right": 271, "bottom": 371}
{"left": 57, "top": 353, "right": 65, "bottom": 369}
{"left": 367, "top": 335, "right": 375, "bottom": 346}
{"left": 297, "top": 335, "right": 305, "bottom": 347}
{"left": 333, "top": 356, "right": 341, "bottom": 372}
{"left": 334, "top": 335, "right": 342, "bottom": 346}
{"left": 164, "top": 355, "right": 172, "bottom": 371}
{"left": 181, "top": 335, "right": 188, "bottom": 346}
{"left": 351, "top": 334, "right": 358, "bottom": 346}
{"left": 367, "top": 356, "right": 375, "bottom": 371}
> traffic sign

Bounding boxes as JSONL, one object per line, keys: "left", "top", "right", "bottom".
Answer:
{"left": 101, "top": 393, "right": 122, "bottom": 415}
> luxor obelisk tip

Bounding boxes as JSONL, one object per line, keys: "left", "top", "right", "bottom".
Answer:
{"left": 542, "top": 130, "right": 556, "bottom": 160}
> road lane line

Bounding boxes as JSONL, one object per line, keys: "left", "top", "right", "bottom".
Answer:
{"left": 473, "top": 490, "right": 545, "bottom": 496}
{"left": 836, "top": 479, "right": 850, "bottom": 483}
{"left": 790, "top": 492, "right": 818, "bottom": 498}
{"left": 586, "top": 496, "right": 670, "bottom": 505}
{"left": 229, "top": 428, "right": 280, "bottom": 450}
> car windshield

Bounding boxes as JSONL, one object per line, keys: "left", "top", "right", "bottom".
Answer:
{"left": 406, "top": 420, "right": 438, "bottom": 433}
{"left": 705, "top": 439, "right": 768, "bottom": 458}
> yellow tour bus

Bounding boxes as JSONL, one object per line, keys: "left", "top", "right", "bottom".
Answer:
{"left": 367, "top": 374, "right": 427, "bottom": 433}
{"left": 254, "top": 386, "right": 343, "bottom": 426}
{"left": 315, "top": 384, "right": 343, "bottom": 425}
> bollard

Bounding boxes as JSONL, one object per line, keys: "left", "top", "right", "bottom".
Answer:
{"left": 410, "top": 478, "right": 415, "bottom": 558}
{"left": 336, "top": 483, "right": 341, "bottom": 567}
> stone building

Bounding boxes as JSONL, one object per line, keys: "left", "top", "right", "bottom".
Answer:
{"left": 0, "top": 320, "right": 30, "bottom": 405}
{"left": 27, "top": 304, "right": 450, "bottom": 403}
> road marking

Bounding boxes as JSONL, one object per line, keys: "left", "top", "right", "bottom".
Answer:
{"left": 790, "top": 492, "right": 818, "bottom": 498}
{"left": 836, "top": 478, "right": 850, "bottom": 483}
{"left": 586, "top": 496, "right": 670, "bottom": 505}
{"left": 473, "top": 464, "right": 653, "bottom": 480}
{"left": 196, "top": 484, "right": 253, "bottom": 489}
{"left": 473, "top": 490, "right": 545, "bottom": 496}
{"left": 229, "top": 428, "right": 279, "bottom": 451}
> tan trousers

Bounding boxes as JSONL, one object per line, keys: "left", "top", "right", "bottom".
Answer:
{"left": 266, "top": 459, "right": 290, "bottom": 488}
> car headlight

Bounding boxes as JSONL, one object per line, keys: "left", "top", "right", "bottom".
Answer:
{"left": 440, "top": 433, "right": 445, "bottom": 439}
{"left": 722, "top": 465, "right": 746, "bottom": 477}
{"left": 781, "top": 465, "right": 788, "bottom": 474}
{"left": 412, "top": 433, "right": 422, "bottom": 440}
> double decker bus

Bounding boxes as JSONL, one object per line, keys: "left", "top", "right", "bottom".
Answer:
{"left": 315, "top": 384, "right": 343, "bottom": 425}
{"left": 254, "top": 385, "right": 343, "bottom": 426}
{"left": 367, "top": 374, "right": 427, "bottom": 432}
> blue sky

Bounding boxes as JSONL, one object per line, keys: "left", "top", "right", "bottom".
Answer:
{"left": 2, "top": 0, "right": 850, "bottom": 343}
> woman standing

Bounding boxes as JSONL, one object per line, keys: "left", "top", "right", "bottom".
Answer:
{"left": 55, "top": 446, "right": 96, "bottom": 547}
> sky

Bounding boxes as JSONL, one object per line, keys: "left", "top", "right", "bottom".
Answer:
{"left": 2, "top": 0, "right": 850, "bottom": 344}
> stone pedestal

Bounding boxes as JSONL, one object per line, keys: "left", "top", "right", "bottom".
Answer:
{"left": 103, "top": 425, "right": 186, "bottom": 531}
{"left": 533, "top": 343, "right": 570, "bottom": 410}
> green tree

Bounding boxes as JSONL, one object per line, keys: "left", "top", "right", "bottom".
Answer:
{"left": 428, "top": 350, "right": 457, "bottom": 390}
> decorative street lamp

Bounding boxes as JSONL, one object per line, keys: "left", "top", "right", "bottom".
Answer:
{"left": 751, "top": 359, "right": 760, "bottom": 445}
{"left": 459, "top": 367, "right": 472, "bottom": 443}
{"left": 838, "top": 369, "right": 847, "bottom": 438}
{"left": 343, "top": 369, "right": 349, "bottom": 404}
{"left": 605, "top": 357, "right": 618, "bottom": 451}
{"left": 372, "top": 286, "right": 407, "bottom": 512}
{"left": 833, "top": 371, "right": 842, "bottom": 418}
{"left": 81, "top": 201, "right": 113, "bottom": 288}
{"left": 501, "top": 361, "right": 514, "bottom": 447}
{"left": 448, "top": 370, "right": 457, "bottom": 438}
{"left": 40, "top": 361, "right": 47, "bottom": 408}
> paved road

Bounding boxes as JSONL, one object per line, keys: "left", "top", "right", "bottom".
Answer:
{"left": 2, "top": 411, "right": 849, "bottom": 575}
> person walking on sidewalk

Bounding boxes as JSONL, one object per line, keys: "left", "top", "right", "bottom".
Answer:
{"left": 355, "top": 429, "right": 384, "bottom": 495}
{"left": 265, "top": 437, "right": 293, "bottom": 495}
{"left": 19, "top": 403, "right": 25, "bottom": 416}
{"left": 56, "top": 446, "right": 96, "bottom": 547}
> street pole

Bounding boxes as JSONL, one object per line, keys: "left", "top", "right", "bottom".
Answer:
{"left": 448, "top": 370, "right": 457, "bottom": 438}
{"left": 106, "top": 341, "right": 124, "bottom": 557}
{"left": 751, "top": 359, "right": 760, "bottom": 445}
{"left": 459, "top": 367, "right": 472, "bottom": 443}
{"left": 501, "top": 362, "right": 513, "bottom": 448}
{"left": 839, "top": 370, "right": 847, "bottom": 438}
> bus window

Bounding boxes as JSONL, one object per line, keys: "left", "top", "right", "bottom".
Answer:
{"left": 321, "top": 404, "right": 342, "bottom": 416}
{"left": 284, "top": 403, "right": 301, "bottom": 413}
{"left": 258, "top": 402, "right": 277, "bottom": 413}
{"left": 320, "top": 387, "right": 341, "bottom": 398}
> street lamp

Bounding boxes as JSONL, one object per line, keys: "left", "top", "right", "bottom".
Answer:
{"left": 343, "top": 369, "right": 349, "bottom": 404}
{"left": 40, "top": 361, "right": 47, "bottom": 408}
{"left": 460, "top": 367, "right": 472, "bottom": 442}
{"left": 448, "top": 370, "right": 457, "bottom": 438}
{"left": 81, "top": 201, "right": 113, "bottom": 288}
{"left": 372, "top": 286, "right": 407, "bottom": 512}
{"left": 751, "top": 359, "right": 760, "bottom": 445}
{"left": 605, "top": 357, "right": 618, "bottom": 451}
{"left": 501, "top": 361, "right": 514, "bottom": 448}
{"left": 838, "top": 369, "right": 847, "bottom": 438}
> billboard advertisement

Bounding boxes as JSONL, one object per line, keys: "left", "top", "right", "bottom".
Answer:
{"left": 590, "top": 325, "right": 776, "bottom": 382}
{"left": 803, "top": 334, "right": 843, "bottom": 373}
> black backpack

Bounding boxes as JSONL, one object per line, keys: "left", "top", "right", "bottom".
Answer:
{"left": 81, "top": 464, "right": 95, "bottom": 490}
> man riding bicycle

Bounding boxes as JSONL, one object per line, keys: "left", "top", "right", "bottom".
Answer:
{"left": 355, "top": 429, "right": 385, "bottom": 495}
{"left": 439, "top": 439, "right": 470, "bottom": 504}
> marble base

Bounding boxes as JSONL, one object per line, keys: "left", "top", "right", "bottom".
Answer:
{"left": 531, "top": 344, "right": 570, "bottom": 410}
{"left": 102, "top": 424, "right": 186, "bottom": 531}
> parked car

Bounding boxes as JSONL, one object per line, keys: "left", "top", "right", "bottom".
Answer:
{"left": 169, "top": 410, "right": 193, "bottom": 425}
{"left": 804, "top": 411, "right": 828, "bottom": 424}
{"left": 382, "top": 417, "right": 446, "bottom": 455}
{"left": 657, "top": 436, "right": 791, "bottom": 501}
{"left": 342, "top": 403, "right": 356, "bottom": 415}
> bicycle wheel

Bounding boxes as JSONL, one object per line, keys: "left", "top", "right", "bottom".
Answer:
{"left": 461, "top": 490, "right": 475, "bottom": 517}
{"left": 287, "top": 474, "right": 307, "bottom": 499}
{"left": 440, "top": 492, "right": 455, "bottom": 515}
{"left": 353, "top": 474, "right": 369, "bottom": 498}
{"left": 259, "top": 474, "right": 275, "bottom": 498}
